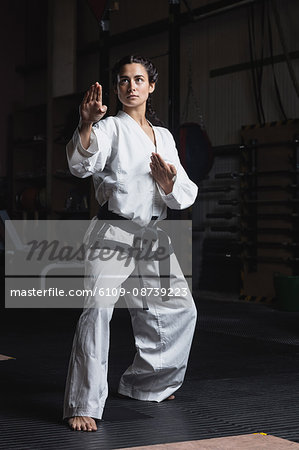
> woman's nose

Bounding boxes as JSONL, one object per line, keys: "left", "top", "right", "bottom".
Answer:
{"left": 128, "top": 81, "right": 136, "bottom": 91}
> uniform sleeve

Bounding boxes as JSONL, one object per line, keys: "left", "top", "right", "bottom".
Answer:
{"left": 157, "top": 130, "right": 198, "bottom": 209}
{"left": 66, "top": 118, "right": 114, "bottom": 178}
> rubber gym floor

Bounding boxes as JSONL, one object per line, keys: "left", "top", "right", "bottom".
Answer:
{"left": 1, "top": 296, "right": 299, "bottom": 449}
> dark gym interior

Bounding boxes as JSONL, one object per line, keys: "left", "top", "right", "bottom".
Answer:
{"left": 1, "top": 1, "right": 299, "bottom": 449}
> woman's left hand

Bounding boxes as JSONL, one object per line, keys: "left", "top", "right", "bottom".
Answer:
{"left": 150, "top": 153, "right": 177, "bottom": 195}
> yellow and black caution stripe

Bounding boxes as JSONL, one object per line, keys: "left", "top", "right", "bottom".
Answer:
{"left": 239, "top": 294, "right": 276, "bottom": 304}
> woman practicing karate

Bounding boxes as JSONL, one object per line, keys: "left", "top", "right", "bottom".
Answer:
{"left": 63, "top": 55, "right": 198, "bottom": 431}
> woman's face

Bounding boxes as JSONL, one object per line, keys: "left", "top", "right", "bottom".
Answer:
{"left": 115, "top": 63, "right": 155, "bottom": 111}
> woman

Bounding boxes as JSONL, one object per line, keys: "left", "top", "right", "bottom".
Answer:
{"left": 63, "top": 55, "right": 198, "bottom": 431}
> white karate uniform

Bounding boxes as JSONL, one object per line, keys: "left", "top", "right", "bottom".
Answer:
{"left": 63, "top": 111, "right": 198, "bottom": 420}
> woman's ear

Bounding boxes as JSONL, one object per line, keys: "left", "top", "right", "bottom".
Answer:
{"left": 149, "top": 82, "right": 156, "bottom": 94}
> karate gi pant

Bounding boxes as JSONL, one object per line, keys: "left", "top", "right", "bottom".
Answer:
{"left": 63, "top": 220, "right": 197, "bottom": 420}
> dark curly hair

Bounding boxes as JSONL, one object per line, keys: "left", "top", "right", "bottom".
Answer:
{"left": 112, "top": 55, "right": 164, "bottom": 127}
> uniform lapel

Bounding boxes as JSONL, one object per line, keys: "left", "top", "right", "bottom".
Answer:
{"left": 118, "top": 111, "right": 157, "bottom": 150}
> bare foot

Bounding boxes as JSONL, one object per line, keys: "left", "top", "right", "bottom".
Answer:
{"left": 68, "top": 416, "right": 97, "bottom": 431}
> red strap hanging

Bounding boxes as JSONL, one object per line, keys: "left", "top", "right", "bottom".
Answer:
{"left": 86, "top": 0, "right": 108, "bottom": 22}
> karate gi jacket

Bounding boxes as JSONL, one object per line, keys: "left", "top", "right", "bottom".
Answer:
{"left": 67, "top": 110, "right": 198, "bottom": 226}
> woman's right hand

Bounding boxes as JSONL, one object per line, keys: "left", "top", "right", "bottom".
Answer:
{"left": 80, "top": 82, "right": 107, "bottom": 124}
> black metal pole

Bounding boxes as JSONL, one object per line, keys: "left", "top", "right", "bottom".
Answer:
{"left": 99, "top": 9, "right": 110, "bottom": 108}
{"left": 168, "top": 0, "right": 180, "bottom": 143}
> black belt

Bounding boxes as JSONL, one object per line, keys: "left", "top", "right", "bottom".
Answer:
{"left": 95, "top": 204, "right": 172, "bottom": 309}
{"left": 97, "top": 205, "right": 158, "bottom": 222}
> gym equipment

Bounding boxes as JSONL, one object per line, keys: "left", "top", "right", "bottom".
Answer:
{"left": 210, "top": 225, "right": 299, "bottom": 236}
{"left": 207, "top": 212, "right": 299, "bottom": 220}
{"left": 242, "top": 184, "right": 298, "bottom": 192}
{"left": 204, "top": 253, "right": 299, "bottom": 266}
{"left": 212, "top": 137, "right": 299, "bottom": 156}
{"left": 215, "top": 169, "right": 298, "bottom": 179}
{"left": 180, "top": 123, "right": 213, "bottom": 184}
{"left": 179, "top": 36, "right": 213, "bottom": 184}
{"left": 218, "top": 199, "right": 299, "bottom": 206}
{"left": 199, "top": 185, "right": 235, "bottom": 194}
{"left": 16, "top": 187, "right": 46, "bottom": 212}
